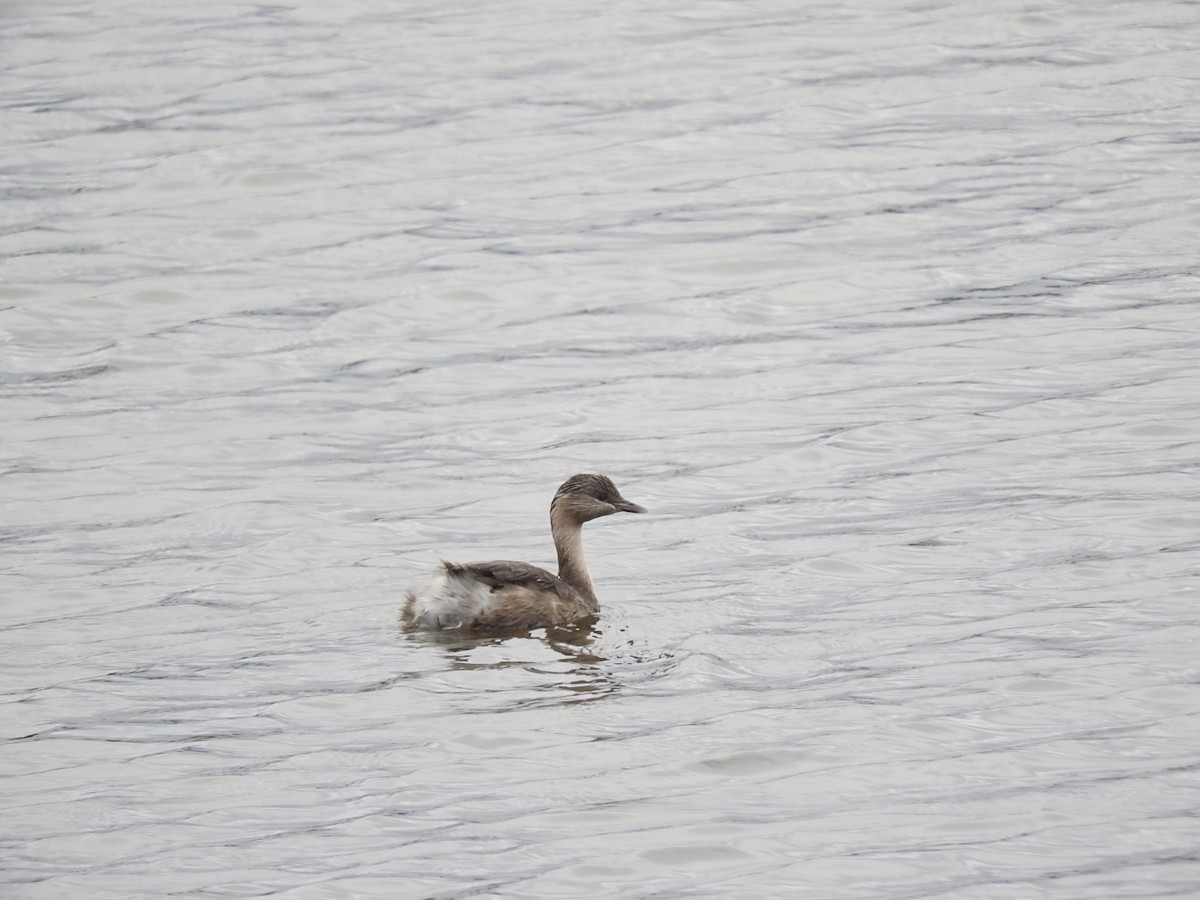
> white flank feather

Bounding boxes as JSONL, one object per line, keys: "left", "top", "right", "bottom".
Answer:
{"left": 405, "top": 568, "right": 496, "bottom": 630}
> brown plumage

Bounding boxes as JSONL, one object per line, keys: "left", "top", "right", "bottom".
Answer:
{"left": 401, "top": 474, "right": 646, "bottom": 631}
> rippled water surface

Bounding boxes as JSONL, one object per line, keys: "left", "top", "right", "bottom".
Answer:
{"left": 4, "top": 0, "right": 1199, "bottom": 896}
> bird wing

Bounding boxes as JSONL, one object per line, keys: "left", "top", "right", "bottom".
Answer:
{"left": 441, "top": 559, "right": 574, "bottom": 598}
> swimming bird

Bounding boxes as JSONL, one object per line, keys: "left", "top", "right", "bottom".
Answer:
{"left": 401, "top": 474, "right": 646, "bottom": 631}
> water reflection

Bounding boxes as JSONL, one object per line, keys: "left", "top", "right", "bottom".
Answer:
{"left": 402, "top": 620, "right": 624, "bottom": 705}
{"left": 403, "top": 618, "right": 597, "bottom": 654}
{"left": 402, "top": 620, "right": 684, "bottom": 711}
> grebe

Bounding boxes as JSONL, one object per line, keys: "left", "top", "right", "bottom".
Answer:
{"left": 401, "top": 474, "right": 646, "bottom": 631}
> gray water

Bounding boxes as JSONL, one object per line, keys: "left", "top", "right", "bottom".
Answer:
{"left": 3, "top": 0, "right": 1199, "bottom": 896}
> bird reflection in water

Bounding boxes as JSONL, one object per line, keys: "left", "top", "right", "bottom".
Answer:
{"left": 406, "top": 619, "right": 622, "bottom": 705}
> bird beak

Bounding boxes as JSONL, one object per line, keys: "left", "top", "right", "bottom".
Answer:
{"left": 616, "top": 499, "right": 647, "bottom": 514}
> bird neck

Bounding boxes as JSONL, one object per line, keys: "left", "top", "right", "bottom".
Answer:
{"left": 551, "top": 505, "right": 596, "bottom": 603}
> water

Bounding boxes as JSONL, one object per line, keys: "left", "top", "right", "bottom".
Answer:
{"left": 3, "top": 0, "right": 1199, "bottom": 896}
